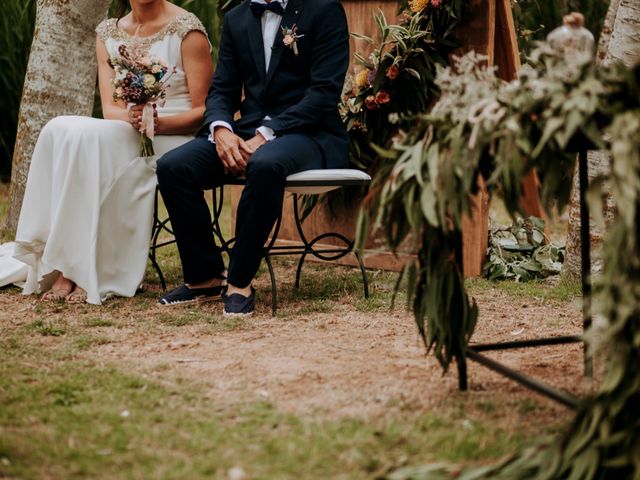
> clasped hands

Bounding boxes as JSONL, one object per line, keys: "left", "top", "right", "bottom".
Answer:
{"left": 129, "top": 104, "right": 158, "bottom": 132}
{"left": 214, "top": 127, "right": 266, "bottom": 176}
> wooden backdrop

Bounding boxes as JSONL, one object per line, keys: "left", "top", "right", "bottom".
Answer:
{"left": 231, "top": 0, "right": 534, "bottom": 276}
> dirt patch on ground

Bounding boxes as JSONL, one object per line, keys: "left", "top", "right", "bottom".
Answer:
{"left": 80, "top": 286, "right": 585, "bottom": 420}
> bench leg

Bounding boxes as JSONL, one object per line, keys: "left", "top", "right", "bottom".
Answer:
{"left": 354, "top": 250, "right": 369, "bottom": 299}
{"left": 150, "top": 188, "right": 167, "bottom": 292}
{"left": 149, "top": 250, "right": 167, "bottom": 292}
{"left": 264, "top": 254, "right": 277, "bottom": 316}
{"left": 294, "top": 253, "right": 307, "bottom": 289}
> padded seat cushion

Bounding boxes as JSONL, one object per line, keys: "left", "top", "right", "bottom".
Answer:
{"left": 285, "top": 169, "right": 371, "bottom": 194}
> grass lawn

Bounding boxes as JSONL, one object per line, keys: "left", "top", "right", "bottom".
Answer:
{"left": 0, "top": 187, "right": 583, "bottom": 479}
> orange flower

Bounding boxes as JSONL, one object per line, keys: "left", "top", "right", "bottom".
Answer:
{"left": 375, "top": 90, "right": 391, "bottom": 105}
{"left": 409, "top": 0, "right": 429, "bottom": 13}
{"left": 386, "top": 65, "right": 399, "bottom": 80}
{"left": 355, "top": 69, "right": 370, "bottom": 90}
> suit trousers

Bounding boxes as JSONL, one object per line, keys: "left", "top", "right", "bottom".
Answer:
{"left": 156, "top": 133, "right": 324, "bottom": 288}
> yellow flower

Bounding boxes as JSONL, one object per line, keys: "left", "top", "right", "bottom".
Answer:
{"left": 355, "top": 69, "right": 369, "bottom": 90}
{"left": 409, "top": 0, "right": 429, "bottom": 13}
{"left": 143, "top": 74, "right": 156, "bottom": 88}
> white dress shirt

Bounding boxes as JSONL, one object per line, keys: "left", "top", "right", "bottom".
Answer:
{"left": 209, "top": 0, "right": 288, "bottom": 143}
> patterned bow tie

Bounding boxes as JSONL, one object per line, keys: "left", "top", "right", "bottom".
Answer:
{"left": 250, "top": 1, "right": 285, "bottom": 17}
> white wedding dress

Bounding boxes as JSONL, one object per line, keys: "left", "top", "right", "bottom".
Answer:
{"left": 0, "top": 12, "right": 207, "bottom": 304}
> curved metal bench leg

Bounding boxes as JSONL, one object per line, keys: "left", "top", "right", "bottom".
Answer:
{"left": 354, "top": 250, "right": 369, "bottom": 299}
{"left": 150, "top": 188, "right": 167, "bottom": 291}
{"left": 149, "top": 251, "right": 167, "bottom": 291}
{"left": 264, "top": 254, "right": 277, "bottom": 316}
{"left": 294, "top": 253, "right": 308, "bottom": 289}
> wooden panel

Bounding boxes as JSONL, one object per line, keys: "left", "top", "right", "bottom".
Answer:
{"left": 495, "top": 0, "right": 547, "bottom": 223}
{"left": 453, "top": 0, "right": 496, "bottom": 277}
{"left": 454, "top": 0, "right": 496, "bottom": 62}
{"left": 495, "top": 0, "right": 521, "bottom": 80}
{"left": 344, "top": 0, "right": 401, "bottom": 73}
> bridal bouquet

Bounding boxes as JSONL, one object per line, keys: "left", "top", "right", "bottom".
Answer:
{"left": 110, "top": 42, "right": 175, "bottom": 156}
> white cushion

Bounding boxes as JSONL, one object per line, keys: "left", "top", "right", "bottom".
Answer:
{"left": 285, "top": 169, "right": 371, "bottom": 194}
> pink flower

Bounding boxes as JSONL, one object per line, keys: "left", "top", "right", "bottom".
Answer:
{"left": 139, "top": 56, "right": 152, "bottom": 67}
{"left": 375, "top": 90, "right": 391, "bottom": 105}
{"left": 364, "top": 95, "right": 378, "bottom": 110}
{"left": 386, "top": 65, "right": 399, "bottom": 80}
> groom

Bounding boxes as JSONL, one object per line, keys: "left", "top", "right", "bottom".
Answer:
{"left": 156, "top": 0, "right": 350, "bottom": 315}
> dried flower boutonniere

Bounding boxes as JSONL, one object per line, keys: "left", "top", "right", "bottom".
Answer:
{"left": 281, "top": 24, "right": 304, "bottom": 56}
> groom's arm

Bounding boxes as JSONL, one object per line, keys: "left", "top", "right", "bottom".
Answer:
{"left": 262, "top": 0, "right": 349, "bottom": 135}
{"left": 204, "top": 13, "right": 242, "bottom": 128}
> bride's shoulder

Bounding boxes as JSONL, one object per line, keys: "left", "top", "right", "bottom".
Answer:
{"left": 168, "top": 11, "right": 209, "bottom": 40}
{"left": 95, "top": 18, "right": 120, "bottom": 43}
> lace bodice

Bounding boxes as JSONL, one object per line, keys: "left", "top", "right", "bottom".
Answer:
{"left": 96, "top": 12, "right": 208, "bottom": 116}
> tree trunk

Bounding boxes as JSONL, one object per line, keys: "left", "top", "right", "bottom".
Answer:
{"left": 564, "top": 0, "right": 640, "bottom": 279}
{"left": 2, "top": 0, "right": 112, "bottom": 234}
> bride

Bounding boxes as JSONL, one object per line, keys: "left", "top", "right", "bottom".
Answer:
{"left": 0, "top": 0, "right": 212, "bottom": 304}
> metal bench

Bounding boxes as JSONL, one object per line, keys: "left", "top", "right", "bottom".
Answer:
{"left": 150, "top": 168, "right": 372, "bottom": 315}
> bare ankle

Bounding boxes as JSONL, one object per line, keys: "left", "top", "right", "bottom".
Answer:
{"left": 226, "top": 284, "right": 252, "bottom": 297}
{"left": 52, "top": 272, "right": 75, "bottom": 290}
{"left": 187, "top": 278, "right": 224, "bottom": 289}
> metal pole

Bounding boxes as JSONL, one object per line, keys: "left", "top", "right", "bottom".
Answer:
{"left": 466, "top": 349, "right": 579, "bottom": 409}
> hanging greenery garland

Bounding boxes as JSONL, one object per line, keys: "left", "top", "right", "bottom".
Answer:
{"left": 358, "top": 31, "right": 640, "bottom": 480}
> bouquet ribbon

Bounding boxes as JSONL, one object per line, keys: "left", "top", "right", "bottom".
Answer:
{"left": 140, "top": 102, "right": 156, "bottom": 140}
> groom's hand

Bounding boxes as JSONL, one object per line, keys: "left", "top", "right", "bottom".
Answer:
{"left": 214, "top": 127, "right": 249, "bottom": 175}
{"left": 239, "top": 134, "right": 267, "bottom": 163}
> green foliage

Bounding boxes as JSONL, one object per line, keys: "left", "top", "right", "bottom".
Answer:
{"left": 26, "top": 318, "right": 66, "bottom": 337}
{"left": 0, "top": 0, "right": 36, "bottom": 183}
{"left": 467, "top": 276, "right": 581, "bottom": 302}
{"left": 484, "top": 216, "right": 564, "bottom": 282}
{"left": 362, "top": 44, "right": 636, "bottom": 367}
{"left": 512, "top": 0, "right": 610, "bottom": 56}
{"left": 365, "top": 30, "right": 640, "bottom": 480}
{"left": 341, "top": 1, "right": 469, "bottom": 171}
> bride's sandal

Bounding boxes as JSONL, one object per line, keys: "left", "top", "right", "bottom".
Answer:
{"left": 41, "top": 288, "right": 73, "bottom": 302}
{"left": 65, "top": 287, "right": 88, "bottom": 304}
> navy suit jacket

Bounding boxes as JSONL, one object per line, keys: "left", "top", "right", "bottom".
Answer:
{"left": 203, "top": 0, "right": 350, "bottom": 168}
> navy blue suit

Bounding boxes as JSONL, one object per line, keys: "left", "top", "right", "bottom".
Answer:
{"left": 157, "top": 0, "right": 350, "bottom": 288}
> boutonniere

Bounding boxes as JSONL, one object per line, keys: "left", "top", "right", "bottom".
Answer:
{"left": 281, "top": 24, "right": 304, "bottom": 56}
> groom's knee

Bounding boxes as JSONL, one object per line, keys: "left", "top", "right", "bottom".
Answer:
{"left": 247, "top": 148, "right": 285, "bottom": 181}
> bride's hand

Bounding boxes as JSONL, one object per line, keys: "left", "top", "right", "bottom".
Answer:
{"left": 128, "top": 104, "right": 159, "bottom": 132}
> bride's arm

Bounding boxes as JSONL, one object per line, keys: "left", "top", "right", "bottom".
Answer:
{"left": 95, "top": 32, "right": 211, "bottom": 133}
{"left": 96, "top": 36, "right": 130, "bottom": 123}
{"left": 155, "top": 31, "right": 212, "bottom": 135}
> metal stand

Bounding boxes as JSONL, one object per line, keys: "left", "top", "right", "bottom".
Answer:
{"left": 455, "top": 150, "right": 592, "bottom": 409}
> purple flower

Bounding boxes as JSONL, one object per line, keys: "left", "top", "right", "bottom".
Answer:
{"left": 367, "top": 69, "right": 377, "bottom": 86}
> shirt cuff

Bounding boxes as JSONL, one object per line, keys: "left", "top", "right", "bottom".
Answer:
{"left": 256, "top": 126, "right": 276, "bottom": 142}
{"left": 208, "top": 121, "right": 234, "bottom": 144}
